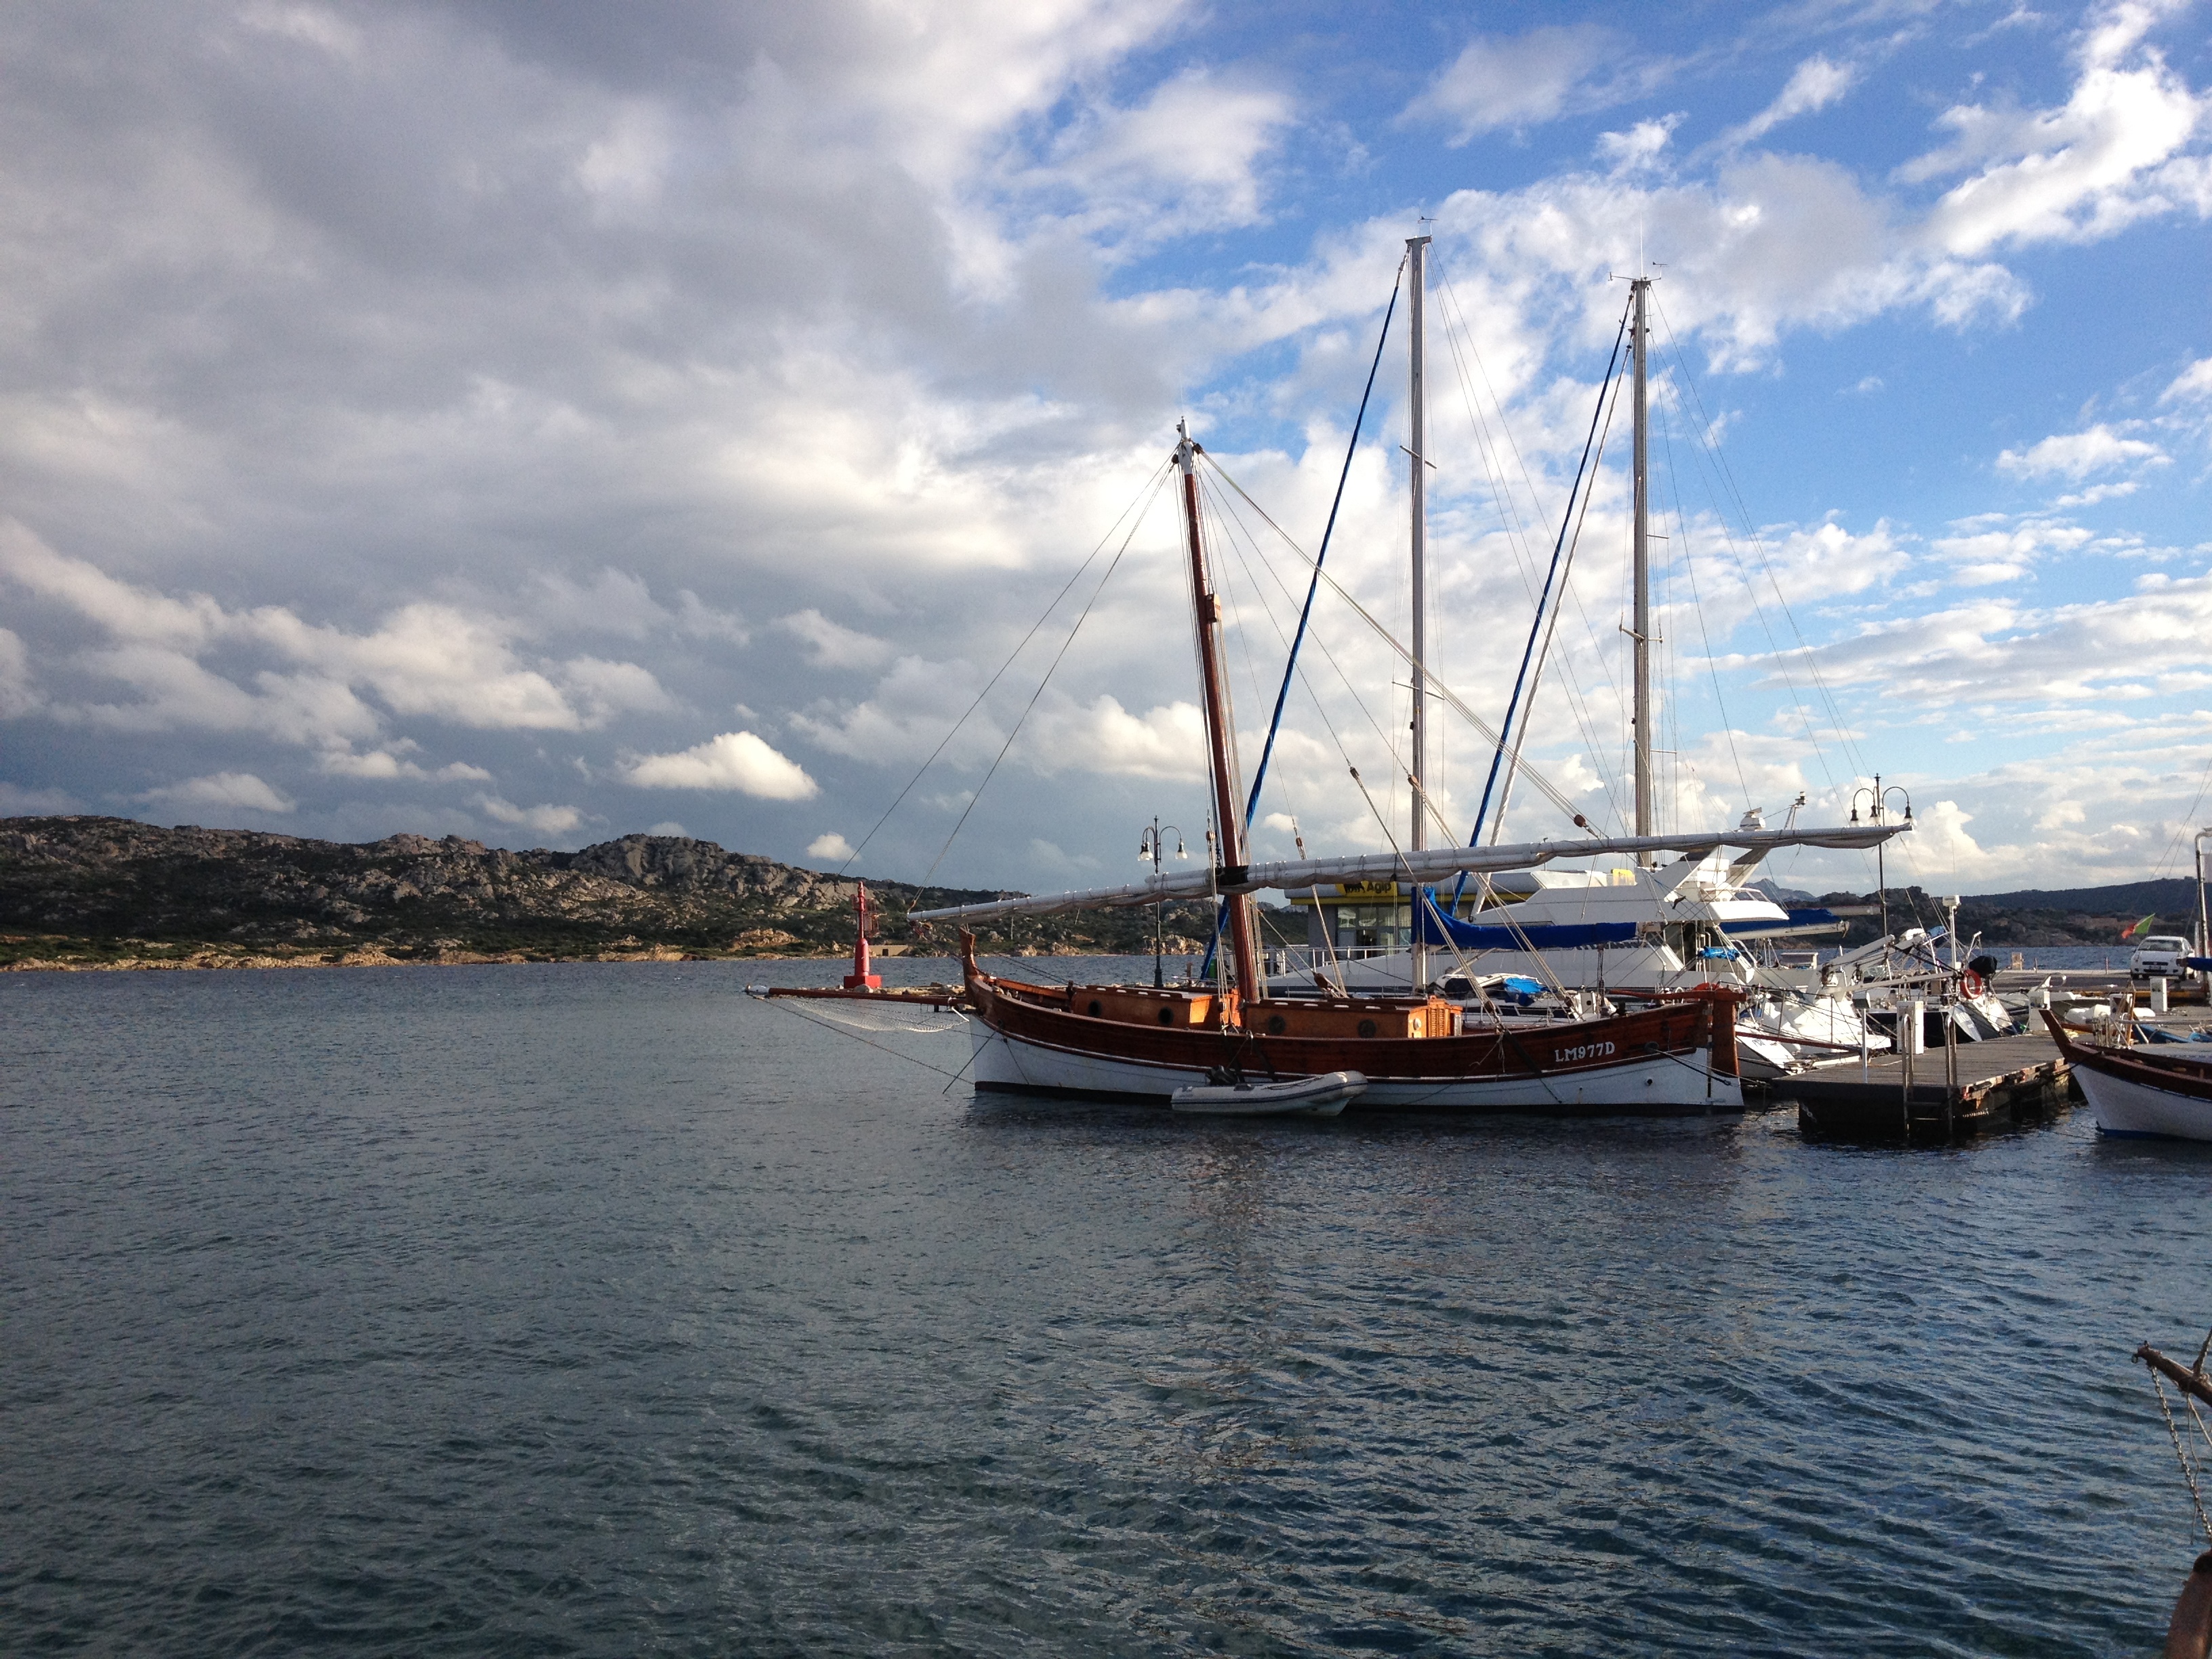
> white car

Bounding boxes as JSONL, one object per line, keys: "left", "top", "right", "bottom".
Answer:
{"left": 2129, "top": 935, "right": 2192, "bottom": 978}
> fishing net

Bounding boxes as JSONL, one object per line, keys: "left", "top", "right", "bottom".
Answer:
{"left": 794, "top": 999, "right": 966, "bottom": 1036}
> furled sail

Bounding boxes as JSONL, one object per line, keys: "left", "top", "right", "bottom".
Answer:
{"left": 907, "top": 823, "right": 1905, "bottom": 925}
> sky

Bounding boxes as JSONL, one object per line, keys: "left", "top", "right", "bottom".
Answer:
{"left": 1, "top": 0, "right": 2209, "bottom": 901}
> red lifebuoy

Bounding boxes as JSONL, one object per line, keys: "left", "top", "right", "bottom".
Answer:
{"left": 1960, "top": 969, "right": 1986, "bottom": 998}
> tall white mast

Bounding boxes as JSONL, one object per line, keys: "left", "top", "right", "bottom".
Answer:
{"left": 1630, "top": 276, "right": 1654, "bottom": 866}
{"left": 1407, "top": 232, "right": 1431, "bottom": 985}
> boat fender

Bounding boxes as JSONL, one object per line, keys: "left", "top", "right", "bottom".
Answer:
{"left": 1960, "top": 969, "right": 1986, "bottom": 998}
{"left": 2165, "top": 1550, "right": 2212, "bottom": 1659}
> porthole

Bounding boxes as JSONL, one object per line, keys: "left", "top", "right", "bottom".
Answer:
{"left": 1357, "top": 1018, "right": 1378, "bottom": 1039}
{"left": 1086, "top": 999, "right": 1104, "bottom": 1018}
{"left": 1265, "top": 1015, "right": 1287, "bottom": 1036}
{"left": 1157, "top": 1006, "right": 1174, "bottom": 1025}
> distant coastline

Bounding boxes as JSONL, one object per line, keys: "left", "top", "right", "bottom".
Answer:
{"left": 0, "top": 815, "right": 1216, "bottom": 974}
{"left": 3, "top": 814, "right": 2193, "bottom": 974}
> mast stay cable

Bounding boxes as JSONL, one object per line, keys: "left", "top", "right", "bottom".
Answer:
{"left": 1467, "top": 295, "right": 1631, "bottom": 845}
{"left": 1200, "top": 456, "right": 1598, "bottom": 833}
{"left": 1242, "top": 257, "right": 1406, "bottom": 833}
{"left": 924, "top": 469, "right": 1169, "bottom": 882}
{"left": 838, "top": 458, "right": 1173, "bottom": 878}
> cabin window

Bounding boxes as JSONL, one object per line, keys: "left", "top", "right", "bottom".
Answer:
{"left": 1332, "top": 904, "right": 1410, "bottom": 949}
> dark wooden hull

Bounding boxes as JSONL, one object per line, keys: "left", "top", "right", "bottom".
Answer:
{"left": 965, "top": 970, "right": 1742, "bottom": 1114}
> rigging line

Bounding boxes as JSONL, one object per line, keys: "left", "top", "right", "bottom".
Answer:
{"left": 1347, "top": 764, "right": 1416, "bottom": 888}
{"left": 1488, "top": 359, "right": 1633, "bottom": 851}
{"left": 2152, "top": 1370, "right": 2212, "bottom": 1547}
{"left": 924, "top": 483, "right": 1156, "bottom": 883}
{"left": 1244, "top": 260, "right": 1403, "bottom": 831}
{"left": 1493, "top": 363, "right": 1634, "bottom": 840}
{"left": 1431, "top": 283, "right": 1542, "bottom": 602}
{"left": 1432, "top": 251, "right": 1565, "bottom": 589}
{"left": 1193, "top": 475, "right": 1261, "bottom": 817}
{"left": 1650, "top": 295, "right": 1865, "bottom": 785}
{"left": 1200, "top": 453, "right": 1416, "bottom": 792}
{"left": 1469, "top": 295, "right": 1632, "bottom": 845}
{"left": 1350, "top": 759, "right": 1581, "bottom": 1010}
{"left": 762, "top": 998, "right": 974, "bottom": 1085}
{"left": 1657, "top": 386, "right": 1752, "bottom": 808}
{"left": 2151, "top": 751, "right": 2212, "bottom": 880}
{"left": 1657, "top": 344, "right": 1843, "bottom": 794}
{"left": 1431, "top": 249, "right": 1632, "bottom": 762}
{"left": 839, "top": 459, "right": 1174, "bottom": 875}
{"left": 1200, "top": 472, "right": 1286, "bottom": 769}
{"left": 1203, "top": 467, "right": 1414, "bottom": 820}
{"left": 1200, "top": 457, "right": 1597, "bottom": 832}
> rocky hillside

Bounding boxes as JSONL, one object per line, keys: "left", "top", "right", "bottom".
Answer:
{"left": 1804, "top": 880, "right": 2205, "bottom": 948}
{"left": 0, "top": 817, "right": 1233, "bottom": 969}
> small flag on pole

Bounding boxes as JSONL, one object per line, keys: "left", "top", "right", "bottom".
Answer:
{"left": 2122, "top": 914, "right": 2157, "bottom": 939}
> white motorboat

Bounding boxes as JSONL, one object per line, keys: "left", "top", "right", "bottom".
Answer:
{"left": 1171, "top": 1069, "right": 1367, "bottom": 1118}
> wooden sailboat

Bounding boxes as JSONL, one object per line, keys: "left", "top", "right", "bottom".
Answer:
{"left": 783, "top": 239, "right": 1908, "bottom": 1113}
{"left": 909, "top": 409, "right": 1902, "bottom": 1111}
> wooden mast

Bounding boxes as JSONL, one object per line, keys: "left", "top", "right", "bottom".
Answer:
{"left": 1175, "top": 422, "right": 1261, "bottom": 1006}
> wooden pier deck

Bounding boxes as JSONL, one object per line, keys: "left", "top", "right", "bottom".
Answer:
{"left": 1749, "top": 1031, "right": 2078, "bottom": 1143}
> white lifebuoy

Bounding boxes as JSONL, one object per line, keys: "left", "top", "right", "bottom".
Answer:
{"left": 1960, "top": 968, "right": 1986, "bottom": 998}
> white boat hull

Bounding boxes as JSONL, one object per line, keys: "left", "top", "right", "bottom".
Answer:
{"left": 970, "top": 1023, "right": 1742, "bottom": 1115}
{"left": 2077, "top": 1062, "right": 2212, "bottom": 1141}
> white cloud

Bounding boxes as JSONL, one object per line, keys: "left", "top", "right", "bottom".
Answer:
{"left": 560, "top": 657, "right": 676, "bottom": 722}
{"left": 237, "top": 2, "right": 362, "bottom": 60}
{"left": 777, "top": 609, "right": 896, "bottom": 671}
{"left": 472, "top": 795, "right": 585, "bottom": 836}
{"left": 1930, "top": 515, "right": 2093, "bottom": 583}
{"left": 1023, "top": 695, "right": 1206, "bottom": 779}
{"left": 806, "top": 830, "right": 855, "bottom": 861}
{"left": 676, "top": 592, "right": 751, "bottom": 644}
{"left": 790, "top": 655, "right": 1004, "bottom": 766}
{"left": 1909, "top": 4, "right": 2208, "bottom": 255}
{"left": 1401, "top": 24, "right": 1625, "bottom": 142}
{"left": 1595, "top": 117, "right": 1682, "bottom": 173}
{"left": 647, "top": 820, "right": 688, "bottom": 836}
{"left": 0, "top": 781, "right": 78, "bottom": 815}
{"left": 1995, "top": 422, "right": 2167, "bottom": 478}
{"left": 1724, "top": 56, "right": 1859, "bottom": 148}
{"left": 1045, "top": 70, "right": 1292, "bottom": 245}
{"left": 623, "top": 731, "right": 818, "bottom": 798}
{"left": 0, "top": 525, "right": 674, "bottom": 742}
{"left": 316, "top": 744, "right": 492, "bottom": 783}
{"left": 2162, "top": 356, "right": 2212, "bottom": 403}
{"left": 0, "top": 627, "right": 39, "bottom": 718}
{"left": 143, "top": 771, "right": 295, "bottom": 814}
{"left": 1784, "top": 566, "right": 2212, "bottom": 705}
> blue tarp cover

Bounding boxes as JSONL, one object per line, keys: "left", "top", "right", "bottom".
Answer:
{"left": 1412, "top": 895, "right": 1841, "bottom": 951}
{"left": 1721, "top": 907, "right": 1841, "bottom": 936}
{"left": 1413, "top": 899, "right": 1636, "bottom": 951}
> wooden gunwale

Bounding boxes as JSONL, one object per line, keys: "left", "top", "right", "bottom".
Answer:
{"left": 2045, "top": 1012, "right": 2212, "bottom": 1103}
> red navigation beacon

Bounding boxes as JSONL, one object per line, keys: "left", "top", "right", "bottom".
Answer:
{"left": 842, "top": 881, "right": 882, "bottom": 990}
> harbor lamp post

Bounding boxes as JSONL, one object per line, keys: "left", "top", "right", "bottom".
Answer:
{"left": 1139, "top": 819, "right": 1186, "bottom": 988}
{"left": 2196, "top": 828, "right": 2211, "bottom": 992}
{"left": 1849, "top": 776, "right": 1914, "bottom": 961}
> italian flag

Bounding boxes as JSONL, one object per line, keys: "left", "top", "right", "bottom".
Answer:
{"left": 2122, "top": 914, "right": 2158, "bottom": 939}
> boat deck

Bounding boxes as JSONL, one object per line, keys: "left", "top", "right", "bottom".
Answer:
{"left": 1751, "top": 1030, "right": 2077, "bottom": 1143}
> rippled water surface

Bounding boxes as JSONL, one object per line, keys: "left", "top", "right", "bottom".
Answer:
{"left": 6, "top": 958, "right": 2211, "bottom": 1656}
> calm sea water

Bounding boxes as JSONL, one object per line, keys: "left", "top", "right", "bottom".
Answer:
{"left": 5, "top": 956, "right": 2211, "bottom": 1657}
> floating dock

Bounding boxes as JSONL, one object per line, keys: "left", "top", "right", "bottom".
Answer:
{"left": 1753, "top": 1031, "right": 2078, "bottom": 1143}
